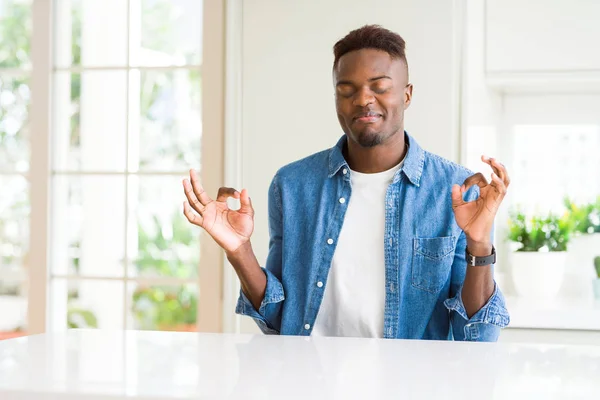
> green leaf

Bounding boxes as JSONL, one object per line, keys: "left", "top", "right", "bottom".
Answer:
{"left": 507, "top": 208, "right": 573, "bottom": 252}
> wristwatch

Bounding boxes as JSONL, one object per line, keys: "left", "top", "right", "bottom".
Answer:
{"left": 466, "top": 246, "right": 496, "bottom": 267}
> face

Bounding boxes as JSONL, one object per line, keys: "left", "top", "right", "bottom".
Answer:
{"left": 334, "top": 48, "right": 412, "bottom": 148}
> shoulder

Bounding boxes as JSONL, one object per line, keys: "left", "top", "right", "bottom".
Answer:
{"left": 421, "top": 151, "right": 480, "bottom": 201}
{"left": 422, "top": 151, "right": 474, "bottom": 183}
{"left": 273, "top": 148, "right": 330, "bottom": 183}
{"left": 267, "top": 148, "right": 331, "bottom": 211}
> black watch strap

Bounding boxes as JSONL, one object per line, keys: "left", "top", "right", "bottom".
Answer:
{"left": 466, "top": 246, "right": 496, "bottom": 267}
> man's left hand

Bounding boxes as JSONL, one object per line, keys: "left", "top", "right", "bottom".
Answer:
{"left": 451, "top": 156, "right": 510, "bottom": 256}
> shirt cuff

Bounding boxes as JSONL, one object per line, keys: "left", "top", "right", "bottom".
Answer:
{"left": 235, "top": 267, "right": 285, "bottom": 333}
{"left": 444, "top": 282, "right": 510, "bottom": 327}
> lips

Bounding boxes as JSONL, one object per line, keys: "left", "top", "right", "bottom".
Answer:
{"left": 353, "top": 111, "right": 382, "bottom": 123}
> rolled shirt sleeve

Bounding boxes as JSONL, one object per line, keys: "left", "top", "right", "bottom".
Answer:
{"left": 444, "top": 230, "right": 510, "bottom": 341}
{"left": 235, "top": 267, "right": 285, "bottom": 334}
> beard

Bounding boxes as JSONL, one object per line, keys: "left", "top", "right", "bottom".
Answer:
{"left": 355, "top": 130, "right": 385, "bottom": 148}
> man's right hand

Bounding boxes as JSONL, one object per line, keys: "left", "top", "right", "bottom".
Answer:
{"left": 182, "top": 169, "right": 254, "bottom": 255}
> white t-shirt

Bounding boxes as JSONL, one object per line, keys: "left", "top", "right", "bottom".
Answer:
{"left": 311, "top": 159, "right": 404, "bottom": 338}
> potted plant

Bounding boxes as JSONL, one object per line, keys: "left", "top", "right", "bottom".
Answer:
{"left": 593, "top": 256, "right": 600, "bottom": 301}
{"left": 507, "top": 210, "right": 573, "bottom": 299}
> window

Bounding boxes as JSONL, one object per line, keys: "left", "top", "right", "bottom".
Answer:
{"left": 0, "top": 0, "right": 223, "bottom": 338}
{"left": 49, "top": 0, "right": 203, "bottom": 332}
{"left": 495, "top": 94, "right": 600, "bottom": 300}
{"left": 511, "top": 124, "right": 600, "bottom": 214}
{"left": 501, "top": 94, "right": 600, "bottom": 213}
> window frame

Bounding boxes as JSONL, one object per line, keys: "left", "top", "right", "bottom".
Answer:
{"left": 18, "top": 0, "right": 226, "bottom": 335}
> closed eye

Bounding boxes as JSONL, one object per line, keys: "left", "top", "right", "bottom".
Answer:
{"left": 336, "top": 86, "right": 355, "bottom": 98}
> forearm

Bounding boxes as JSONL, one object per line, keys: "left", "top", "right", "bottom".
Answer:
{"left": 227, "top": 242, "right": 266, "bottom": 311}
{"left": 461, "top": 240, "right": 495, "bottom": 318}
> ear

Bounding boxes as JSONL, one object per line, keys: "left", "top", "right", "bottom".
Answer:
{"left": 404, "top": 83, "right": 413, "bottom": 109}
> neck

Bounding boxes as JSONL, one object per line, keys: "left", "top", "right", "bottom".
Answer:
{"left": 344, "top": 130, "right": 407, "bottom": 173}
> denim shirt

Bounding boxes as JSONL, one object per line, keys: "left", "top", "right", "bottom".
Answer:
{"left": 236, "top": 132, "right": 510, "bottom": 341}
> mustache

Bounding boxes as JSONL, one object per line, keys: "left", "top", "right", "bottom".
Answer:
{"left": 352, "top": 110, "right": 383, "bottom": 120}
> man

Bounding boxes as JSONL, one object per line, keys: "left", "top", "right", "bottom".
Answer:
{"left": 183, "top": 25, "right": 510, "bottom": 341}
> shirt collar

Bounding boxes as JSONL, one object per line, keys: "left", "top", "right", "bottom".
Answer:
{"left": 328, "top": 131, "right": 425, "bottom": 186}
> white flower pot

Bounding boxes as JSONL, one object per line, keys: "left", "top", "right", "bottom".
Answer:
{"left": 511, "top": 251, "right": 567, "bottom": 299}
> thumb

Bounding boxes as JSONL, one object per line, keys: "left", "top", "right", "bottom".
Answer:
{"left": 451, "top": 184, "right": 465, "bottom": 209}
{"left": 239, "top": 189, "right": 254, "bottom": 215}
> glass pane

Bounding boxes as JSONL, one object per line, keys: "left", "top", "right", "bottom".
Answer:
{"left": 129, "top": 69, "right": 201, "bottom": 172}
{"left": 512, "top": 125, "right": 600, "bottom": 214}
{"left": 128, "top": 176, "right": 200, "bottom": 278}
{"left": 51, "top": 176, "right": 125, "bottom": 277}
{"left": 0, "top": 282, "right": 27, "bottom": 339}
{"left": 53, "top": 71, "right": 127, "bottom": 171}
{"left": 0, "top": 175, "right": 29, "bottom": 274}
{"left": 128, "top": 283, "right": 197, "bottom": 331}
{"left": 50, "top": 279, "right": 124, "bottom": 330}
{"left": 0, "top": 0, "right": 32, "bottom": 69}
{"left": 0, "top": 75, "right": 30, "bottom": 172}
{"left": 130, "top": 0, "right": 203, "bottom": 67}
{"left": 54, "top": 0, "right": 128, "bottom": 67}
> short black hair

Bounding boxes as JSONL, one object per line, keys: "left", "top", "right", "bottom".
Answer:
{"left": 333, "top": 25, "right": 407, "bottom": 70}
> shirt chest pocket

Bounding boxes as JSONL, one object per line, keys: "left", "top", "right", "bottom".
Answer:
{"left": 411, "top": 236, "right": 457, "bottom": 294}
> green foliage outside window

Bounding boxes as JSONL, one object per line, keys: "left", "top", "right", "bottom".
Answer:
{"left": 131, "top": 212, "right": 199, "bottom": 330}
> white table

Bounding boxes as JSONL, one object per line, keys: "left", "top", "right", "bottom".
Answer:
{"left": 1, "top": 330, "right": 599, "bottom": 399}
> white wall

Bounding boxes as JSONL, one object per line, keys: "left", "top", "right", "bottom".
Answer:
{"left": 462, "top": 0, "right": 501, "bottom": 169}
{"left": 235, "top": 0, "right": 464, "bottom": 333}
{"left": 485, "top": 0, "right": 600, "bottom": 73}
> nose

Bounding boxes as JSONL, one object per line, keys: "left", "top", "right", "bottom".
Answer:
{"left": 352, "top": 87, "right": 375, "bottom": 107}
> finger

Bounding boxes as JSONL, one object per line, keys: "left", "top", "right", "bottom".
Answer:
{"left": 183, "top": 201, "right": 203, "bottom": 227}
{"left": 216, "top": 187, "right": 240, "bottom": 203}
{"left": 462, "top": 172, "right": 488, "bottom": 191}
{"left": 239, "top": 189, "right": 254, "bottom": 216}
{"left": 183, "top": 178, "right": 206, "bottom": 214}
{"left": 490, "top": 172, "right": 507, "bottom": 196}
{"left": 490, "top": 158, "right": 510, "bottom": 187}
{"left": 482, "top": 156, "right": 510, "bottom": 186}
{"left": 189, "top": 169, "right": 213, "bottom": 205}
{"left": 451, "top": 184, "right": 466, "bottom": 209}
{"left": 481, "top": 156, "right": 502, "bottom": 179}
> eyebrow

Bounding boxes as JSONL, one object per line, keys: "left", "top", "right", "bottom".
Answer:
{"left": 336, "top": 75, "right": 392, "bottom": 86}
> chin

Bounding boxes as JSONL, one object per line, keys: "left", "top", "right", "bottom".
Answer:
{"left": 354, "top": 130, "right": 384, "bottom": 148}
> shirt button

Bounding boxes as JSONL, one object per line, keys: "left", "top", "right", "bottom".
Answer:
{"left": 339, "top": 197, "right": 346, "bottom": 204}
{"left": 304, "top": 324, "right": 311, "bottom": 330}
{"left": 317, "top": 281, "right": 323, "bottom": 288}
{"left": 327, "top": 238, "right": 334, "bottom": 245}
{"left": 342, "top": 168, "right": 348, "bottom": 175}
